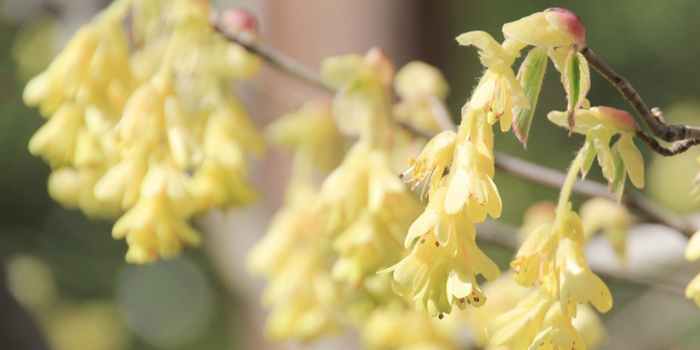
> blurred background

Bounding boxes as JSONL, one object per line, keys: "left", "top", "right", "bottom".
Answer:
{"left": 1, "top": 0, "right": 700, "bottom": 349}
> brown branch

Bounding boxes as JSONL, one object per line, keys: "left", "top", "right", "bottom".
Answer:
{"left": 583, "top": 47, "right": 700, "bottom": 155}
{"left": 211, "top": 13, "right": 335, "bottom": 94}
{"left": 493, "top": 152, "right": 697, "bottom": 238}
{"left": 211, "top": 12, "right": 699, "bottom": 238}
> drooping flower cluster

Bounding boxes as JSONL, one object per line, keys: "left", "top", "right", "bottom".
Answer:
{"left": 386, "top": 8, "right": 592, "bottom": 318}
{"left": 23, "top": 0, "right": 263, "bottom": 263}
{"left": 487, "top": 146, "right": 617, "bottom": 350}
{"left": 247, "top": 102, "right": 346, "bottom": 341}
{"left": 549, "top": 107, "right": 645, "bottom": 199}
{"left": 250, "top": 51, "right": 462, "bottom": 348}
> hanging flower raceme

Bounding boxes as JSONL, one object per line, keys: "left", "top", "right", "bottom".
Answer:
{"left": 314, "top": 49, "right": 423, "bottom": 288}
{"left": 23, "top": 0, "right": 264, "bottom": 263}
{"left": 247, "top": 101, "right": 345, "bottom": 341}
{"left": 388, "top": 21, "right": 544, "bottom": 318}
{"left": 490, "top": 144, "right": 614, "bottom": 350}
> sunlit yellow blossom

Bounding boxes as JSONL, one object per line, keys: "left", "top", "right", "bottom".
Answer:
{"left": 457, "top": 31, "right": 529, "bottom": 132}
{"left": 24, "top": 0, "right": 264, "bottom": 262}
{"left": 580, "top": 198, "right": 632, "bottom": 263}
{"left": 388, "top": 187, "right": 499, "bottom": 316}
{"left": 549, "top": 107, "right": 644, "bottom": 190}
{"left": 557, "top": 238, "right": 612, "bottom": 314}
{"left": 686, "top": 273, "right": 700, "bottom": 307}
{"left": 401, "top": 131, "right": 456, "bottom": 194}
{"left": 486, "top": 289, "right": 553, "bottom": 349}
{"left": 444, "top": 140, "right": 502, "bottom": 220}
{"left": 361, "top": 307, "right": 459, "bottom": 350}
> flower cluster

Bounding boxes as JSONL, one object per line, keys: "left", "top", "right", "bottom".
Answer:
{"left": 23, "top": 0, "right": 263, "bottom": 263}
{"left": 549, "top": 107, "right": 645, "bottom": 199}
{"left": 247, "top": 102, "right": 345, "bottom": 341}
{"left": 250, "top": 51, "right": 460, "bottom": 347}
{"left": 386, "top": 8, "right": 594, "bottom": 318}
{"left": 487, "top": 144, "right": 617, "bottom": 350}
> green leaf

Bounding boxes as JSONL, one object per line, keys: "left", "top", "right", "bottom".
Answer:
{"left": 513, "top": 47, "right": 548, "bottom": 147}
{"left": 581, "top": 137, "right": 597, "bottom": 179}
{"left": 610, "top": 147, "right": 626, "bottom": 202}
{"left": 564, "top": 49, "right": 590, "bottom": 130}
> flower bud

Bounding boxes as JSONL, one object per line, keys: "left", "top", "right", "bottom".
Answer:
{"left": 217, "top": 7, "right": 259, "bottom": 36}
{"left": 548, "top": 106, "right": 639, "bottom": 135}
{"left": 503, "top": 8, "right": 585, "bottom": 47}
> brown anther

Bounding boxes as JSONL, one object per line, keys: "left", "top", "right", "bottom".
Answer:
{"left": 434, "top": 241, "right": 440, "bottom": 247}
{"left": 438, "top": 313, "right": 444, "bottom": 319}
{"left": 420, "top": 238, "right": 426, "bottom": 244}
{"left": 459, "top": 298, "right": 465, "bottom": 303}
{"left": 473, "top": 296, "right": 479, "bottom": 302}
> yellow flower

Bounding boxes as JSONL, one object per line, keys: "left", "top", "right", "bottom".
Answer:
{"left": 685, "top": 273, "right": 700, "bottom": 307}
{"left": 556, "top": 238, "right": 613, "bottom": 314}
{"left": 388, "top": 187, "right": 499, "bottom": 316}
{"left": 486, "top": 289, "right": 553, "bottom": 349}
{"left": 401, "top": 131, "right": 457, "bottom": 195}
{"left": 580, "top": 198, "right": 632, "bottom": 263}
{"left": 444, "top": 140, "right": 502, "bottom": 220}
{"left": 361, "top": 307, "right": 458, "bottom": 350}
{"left": 457, "top": 31, "right": 530, "bottom": 132}
{"left": 24, "top": 0, "right": 265, "bottom": 262}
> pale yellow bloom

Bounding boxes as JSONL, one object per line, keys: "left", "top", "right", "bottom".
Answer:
{"left": 580, "top": 198, "right": 632, "bottom": 263}
{"left": 25, "top": 0, "right": 264, "bottom": 262}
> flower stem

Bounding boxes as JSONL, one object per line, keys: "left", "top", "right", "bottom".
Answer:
{"left": 555, "top": 145, "right": 586, "bottom": 223}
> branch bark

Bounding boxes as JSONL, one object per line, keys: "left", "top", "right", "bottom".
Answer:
{"left": 583, "top": 47, "right": 700, "bottom": 156}
{"left": 212, "top": 11, "right": 699, "bottom": 238}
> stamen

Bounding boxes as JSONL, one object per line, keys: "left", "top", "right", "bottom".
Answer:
{"left": 399, "top": 165, "right": 415, "bottom": 179}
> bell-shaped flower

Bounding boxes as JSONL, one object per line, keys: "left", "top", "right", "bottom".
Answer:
{"left": 388, "top": 186, "right": 499, "bottom": 317}
{"left": 685, "top": 273, "right": 700, "bottom": 307}
{"left": 393, "top": 61, "right": 450, "bottom": 134}
{"left": 401, "top": 131, "right": 457, "bottom": 195}
{"left": 580, "top": 198, "right": 632, "bottom": 263}
{"left": 511, "top": 223, "right": 557, "bottom": 287}
{"left": 549, "top": 107, "right": 644, "bottom": 190}
{"left": 486, "top": 289, "right": 553, "bottom": 349}
{"left": 444, "top": 140, "right": 502, "bottom": 221}
{"left": 556, "top": 238, "right": 613, "bottom": 314}
{"left": 457, "top": 31, "right": 530, "bottom": 132}
{"left": 502, "top": 8, "right": 585, "bottom": 48}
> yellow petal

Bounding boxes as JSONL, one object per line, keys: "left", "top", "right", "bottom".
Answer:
{"left": 617, "top": 133, "right": 645, "bottom": 188}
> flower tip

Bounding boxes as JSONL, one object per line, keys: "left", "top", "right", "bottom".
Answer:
{"left": 217, "top": 7, "right": 259, "bottom": 35}
{"left": 595, "top": 106, "right": 639, "bottom": 133}
{"left": 365, "top": 47, "right": 395, "bottom": 87}
{"left": 545, "top": 8, "right": 586, "bottom": 46}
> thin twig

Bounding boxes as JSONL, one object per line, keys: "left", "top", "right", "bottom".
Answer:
{"left": 211, "top": 14, "right": 335, "bottom": 94}
{"left": 493, "top": 152, "right": 697, "bottom": 237}
{"left": 212, "top": 15, "right": 698, "bottom": 238}
{"left": 583, "top": 47, "right": 700, "bottom": 155}
{"left": 212, "top": 14, "right": 697, "bottom": 297}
